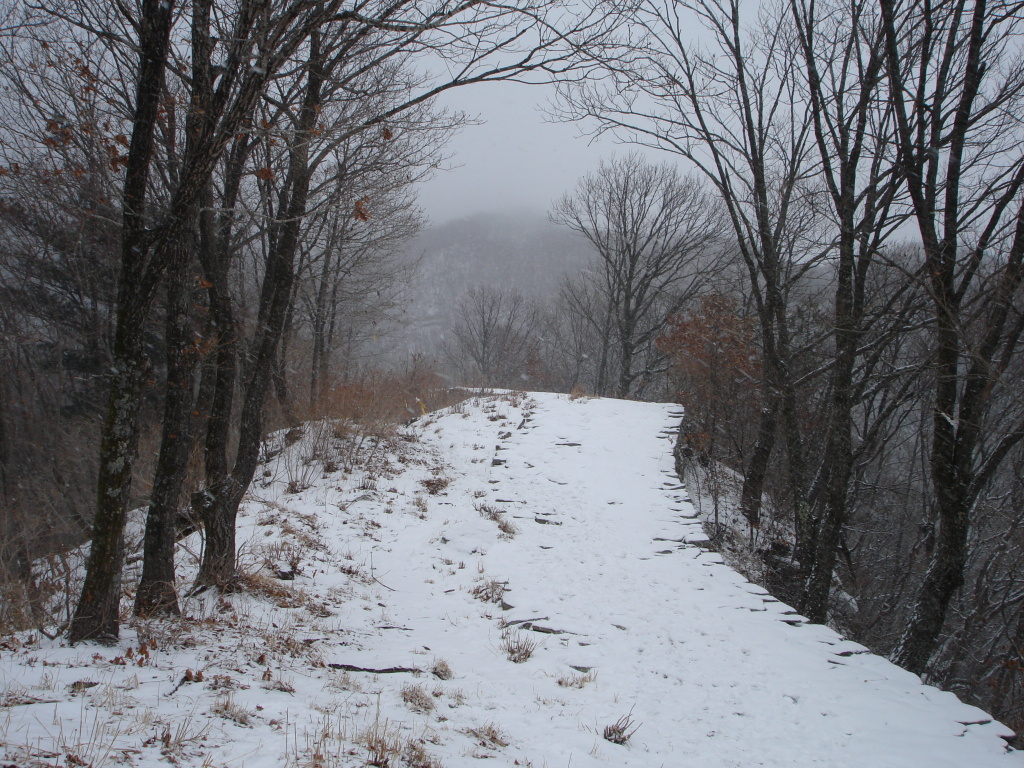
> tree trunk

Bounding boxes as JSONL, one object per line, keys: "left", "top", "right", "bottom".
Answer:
{"left": 67, "top": 0, "right": 178, "bottom": 644}
{"left": 195, "top": 34, "right": 324, "bottom": 588}
{"left": 595, "top": 301, "right": 613, "bottom": 396}
{"left": 878, "top": 0, "right": 1022, "bottom": 673}
{"left": 891, "top": 491, "right": 970, "bottom": 673}
{"left": 800, "top": 240, "right": 858, "bottom": 622}
{"left": 309, "top": 235, "right": 336, "bottom": 406}
{"left": 191, "top": 145, "right": 248, "bottom": 590}
{"left": 134, "top": 232, "right": 196, "bottom": 616}
{"left": 738, "top": 397, "right": 778, "bottom": 527}
{"left": 68, "top": 326, "right": 146, "bottom": 642}
{"left": 616, "top": 311, "right": 635, "bottom": 398}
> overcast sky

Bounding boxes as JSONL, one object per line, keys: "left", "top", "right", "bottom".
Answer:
{"left": 414, "top": 81, "right": 629, "bottom": 226}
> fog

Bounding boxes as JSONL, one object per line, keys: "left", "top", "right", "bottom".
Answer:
{"left": 385, "top": 210, "right": 593, "bottom": 357}
{"left": 415, "top": 81, "right": 628, "bottom": 224}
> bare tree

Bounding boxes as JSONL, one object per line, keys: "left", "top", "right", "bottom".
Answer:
{"left": 557, "top": 272, "right": 614, "bottom": 394}
{"left": 300, "top": 182, "right": 423, "bottom": 403}
{"left": 69, "top": 0, "right": 385, "bottom": 635}
{"left": 551, "top": 154, "right": 720, "bottom": 398}
{"left": 555, "top": 0, "right": 1024, "bottom": 727}
{"left": 558, "top": 0, "right": 819, "bottom": 531}
{"left": 878, "top": 0, "right": 1024, "bottom": 674}
{"left": 174, "top": 0, "right": 619, "bottom": 595}
{"left": 447, "top": 286, "right": 539, "bottom": 387}
{"left": 558, "top": 0, "right": 931, "bottom": 622}
{"left": 786, "top": 0, "right": 907, "bottom": 620}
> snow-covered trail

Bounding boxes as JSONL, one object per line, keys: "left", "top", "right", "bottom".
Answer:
{"left": 1, "top": 391, "right": 1020, "bottom": 768}
{"left": 403, "top": 392, "right": 1019, "bottom": 767}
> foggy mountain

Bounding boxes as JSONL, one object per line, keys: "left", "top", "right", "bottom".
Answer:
{"left": 389, "top": 211, "right": 594, "bottom": 355}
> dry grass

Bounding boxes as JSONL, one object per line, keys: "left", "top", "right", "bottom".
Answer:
{"left": 420, "top": 473, "right": 451, "bottom": 495}
{"left": 476, "top": 505, "right": 518, "bottom": 539}
{"left": 302, "top": 368, "right": 465, "bottom": 426}
{"left": 285, "top": 709, "right": 353, "bottom": 768}
{"left": 235, "top": 569, "right": 304, "bottom": 607}
{"left": 327, "top": 670, "right": 362, "bottom": 693}
{"left": 603, "top": 711, "right": 640, "bottom": 745}
{"left": 557, "top": 669, "right": 597, "bottom": 688}
{"left": 261, "top": 671, "right": 296, "bottom": 693}
{"left": 403, "top": 739, "right": 445, "bottom": 768}
{"left": 211, "top": 694, "right": 252, "bottom": 726}
{"left": 357, "top": 716, "right": 445, "bottom": 768}
{"left": 401, "top": 683, "right": 435, "bottom": 714}
{"left": 430, "top": 658, "right": 453, "bottom": 680}
{"left": 466, "top": 723, "right": 509, "bottom": 749}
{"left": 500, "top": 630, "right": 538, "bottom": 663}
{"left": 154, "top": 709, "right": 211, "bottom": 760}
{"left": 360, "top": 718, "right": 404, "bottom": 767}
{"left": 413, "top": 496, "right": 429, "bottom": 519}
{"left": 470, "top": 578, "right": 507, "bottom": 604}
{"left": 568, "top": 386, "right": 591, "bottom": 401}
{"left": 256, "top": 624, "right": 324, "bottom": 664}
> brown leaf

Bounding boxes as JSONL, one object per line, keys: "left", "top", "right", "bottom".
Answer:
{"left": 353, "top": 198, "right": 372, "bottom": 221}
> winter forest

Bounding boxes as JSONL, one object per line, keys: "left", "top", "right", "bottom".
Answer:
{"left": 1, "top": 0, "right": 1024, "bottom": 753}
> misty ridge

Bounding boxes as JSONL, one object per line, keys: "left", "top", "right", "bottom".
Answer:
{"left": 390, "top": 211, "right": 593, "bottom": 355}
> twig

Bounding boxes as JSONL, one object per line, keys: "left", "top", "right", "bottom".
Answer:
{"left": 369, "top": 554, "right": 396, "bottom": 591}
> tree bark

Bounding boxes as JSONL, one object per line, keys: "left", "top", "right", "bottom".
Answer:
{"left": 195, "top": 32, "right": 324, "bottom": 588}
{"left": 738, "top": 397, "right": 778, "bottom": 527}
{"left": 68, "top": 0, "right": 177, "bottom": 643}
{"left": 134, "top": 233, "right": 196, "bottom": 616}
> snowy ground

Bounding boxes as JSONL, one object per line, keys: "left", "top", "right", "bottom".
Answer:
{"left": 2, "top": 391, "right": 1021, "bottom": 768}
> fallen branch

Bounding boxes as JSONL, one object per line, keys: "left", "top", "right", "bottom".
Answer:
{"left": 502, "top": 616, "right": 549, "bottom": 627}
{"left": 327, "top": 663, "right": 422, "bottom": 674}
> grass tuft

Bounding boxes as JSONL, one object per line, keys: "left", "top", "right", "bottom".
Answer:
{"left": 476, "top": 505, "right": 518, "bottom": 539}
{"left": 401, "top": 683, "right": 435, "bottom": 714}
{"left": 557, "top": 669, "right": 597, "bottom": 688}
{"left": 603, "top": 710, "right": 640, "bottom": 745}
{"left": 211, "top": 694, "right": 252, "bottom": 726}
{"left": 357, "top": 716, "right": 444, "bottom": 767}
{"left": 470, "top": 578, "right": 507, "bottom": 604}
{"left": 466, "top": 723, "right": 509, "bottom": 749}
{"left": 500, "top": 629, "right": 538, "bottom": 663}
{"left": 431, "top": 658, "right": 453, "bottom": 680}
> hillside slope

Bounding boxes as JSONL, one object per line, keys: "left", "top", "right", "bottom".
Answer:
{"left": 2, "top": 392, "right": 1020, "bottom": 768}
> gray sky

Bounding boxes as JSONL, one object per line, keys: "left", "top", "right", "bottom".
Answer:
{"left": 415, "top": 81, "right": 622, "bottom": 225}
